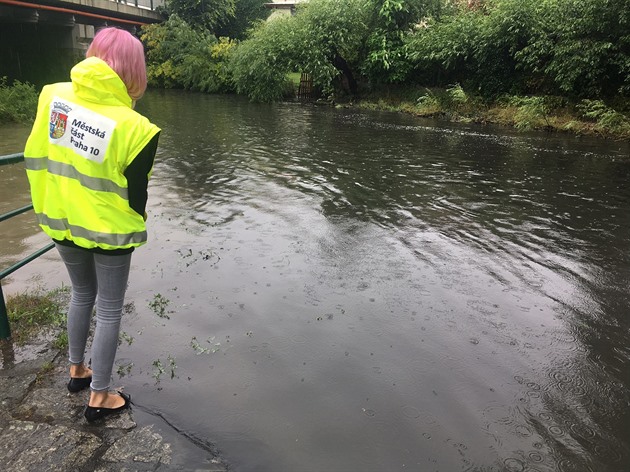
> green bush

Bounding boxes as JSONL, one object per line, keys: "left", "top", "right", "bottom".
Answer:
{"left": 361, "top": 0, "right": 442, "bottom": 84}
{"left": 576, "top": 99, "right": 630, "bottom": 134}
{"left": 407, "top": 1, "right": 534, "bottom": 97}
{"left": 416, "top": 88, "right": 440, "bottom": 110}
{"left": 446, "top": 84, "right": 468, "bottom": 106}
{"left": 506, "top": 95, "right": 551, "bottom": 130}
{"left": 0, "top": 77, "right": 38, "bottom": 124}
{"left": 514, "top": 0, "right": 630, "bottom": 98}
{"left": 413, "top": 84, "right": 475, "bottom": 118}
{"left": 407, "top": 0, "right": 630, "bottom": 99}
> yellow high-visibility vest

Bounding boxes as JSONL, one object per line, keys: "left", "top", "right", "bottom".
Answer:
{"left": 24, "top": 57, "right": 160, "bottom": 250}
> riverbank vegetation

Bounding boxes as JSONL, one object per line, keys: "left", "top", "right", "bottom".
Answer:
{"left": 141, "top": 0, "right": 630, "bottom": 139}
{"left": 0, "top": 77, "right": 38, "bottom": 124}
{"left": 357, "top": 85, "right": 630, "bottom": 138}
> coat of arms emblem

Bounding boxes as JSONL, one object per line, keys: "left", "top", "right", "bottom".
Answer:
{"left": 50, "top": 106, "right": 69, "bottom": 139}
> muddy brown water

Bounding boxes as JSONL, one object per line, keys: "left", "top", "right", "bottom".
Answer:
{"left": 2, "top": 90, "right": 630, "bottom": 471}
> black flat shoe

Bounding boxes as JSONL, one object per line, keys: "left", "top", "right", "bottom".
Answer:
{"left": 67, "top": 376, "right": 92, "bottom": 393}
{"left": 84, "top": 391, "right": 131, "bottom": 423}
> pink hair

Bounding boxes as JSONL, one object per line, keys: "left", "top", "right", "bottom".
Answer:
{"left": 86, "top": 28, "right": 147, "bottom": 101}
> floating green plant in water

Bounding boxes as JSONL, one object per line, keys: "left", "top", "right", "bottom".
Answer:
{"left": 117, "top": 362, "right": 134, "bottom": 377}
{"left": 152, "top": 358, "right": 165, "bottom": 382}
{"left": 151, "top": 356, "right": 177, "bottom": 382}
{"left": 119, "top": 331, "right": 134, "bottom": 346}
{"left": 167, "top": 354, "right": 177, "bottom": 379}
{"left": 190, "top": 336, "right": 221, "bottom": 355}
{"left": 191, "top": 336, "right": 210, "bottom": 355}
{"left": 149, "top": 293, "right": 170, "bottom": 319}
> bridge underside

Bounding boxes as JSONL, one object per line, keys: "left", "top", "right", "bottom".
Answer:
{"left": 0, "top": 1, "right": 162, "bottom": 86}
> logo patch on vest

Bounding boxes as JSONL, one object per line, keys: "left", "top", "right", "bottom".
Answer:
{"left": 49, "top": 97, "right": 116, "bottom": 164}
{"left": 49, "top": 101, "right": 71, "bottom": 139}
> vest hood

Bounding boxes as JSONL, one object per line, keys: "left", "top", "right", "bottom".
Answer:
{"left": 71, "top": 57, "right": 133, "bottom": 108}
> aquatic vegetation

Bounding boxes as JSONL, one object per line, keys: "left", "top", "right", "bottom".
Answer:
{"left": 152, "top": 358, "right": 165, "bottom": 382}
{"left": 151, "top": 355, "right": 177, "bottom": 382}
{"left": 149, "top": 293, "right": 171, "bottom": 319}
{"left": 190, "top": 336, "right": 210, "bottom": 355}
{"left": 122, "top": 301, "right": 136, "bottom": 315}
{"left": 119, "top": 331, "right": 134, "bottom": 346}
{"left": 191, "top": 336, "right": 221, "bottom": 355}
{"left": 175, "top": 248, "right": 220, "bottom": 268}
{"left": 167, "top": 355, "right": 177, "bottom": 380}
{"left": 116, "top": 362, "right": 134, "bottom": 378}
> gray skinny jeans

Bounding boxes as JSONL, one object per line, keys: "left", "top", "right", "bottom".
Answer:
{"left": 56, "top": 243, "right": 132, "bottom": 392}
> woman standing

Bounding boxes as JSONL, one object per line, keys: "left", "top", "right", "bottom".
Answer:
{"left": 24, "top": 28, "right": 160, "bottom": 422}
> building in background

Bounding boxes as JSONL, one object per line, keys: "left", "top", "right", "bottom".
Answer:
{"left": 264, "top": 0, "right": 307, "bottom": 19}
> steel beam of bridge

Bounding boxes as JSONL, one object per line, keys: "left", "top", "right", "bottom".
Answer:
{"left": 0, "top": 0, "right": 163, "bottom": 27}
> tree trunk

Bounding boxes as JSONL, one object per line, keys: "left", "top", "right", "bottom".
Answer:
{"left": 332, "top": 54, "right": 357, "bottom": 96}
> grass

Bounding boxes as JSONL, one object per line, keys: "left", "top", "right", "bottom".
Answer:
{"left": 287, "top": 72, "right": 301, "bottom": 88}
{"left": 5, "top": 286, "right": 69, "bottom": 347}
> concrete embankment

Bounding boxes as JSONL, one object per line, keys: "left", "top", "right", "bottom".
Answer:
{"left": 0, "top": 333, "right": 229, "bottom": 471}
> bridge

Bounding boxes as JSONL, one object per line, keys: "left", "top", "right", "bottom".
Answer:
{"left": 0, "top": 0, "right": 165, "bottom": 86}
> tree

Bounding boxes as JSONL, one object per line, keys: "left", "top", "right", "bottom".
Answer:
{"left": 406, "top": 0, "right": 630, "bottom": 99}
{"left": 362, "top": 0, "right": 443, "bottom": 83}
{"left": 405, "top": 4, "right": 487, "bottom": 90}
{"left": 228, "top": 16, "right": 297, "bottom": 101}
{"left": 291, "top": 0, "right": 370, "bottom": 95}
{"left": 229, "top": 0, "right": 370, "bottom": 100}
{"left": 216, "top": 0, "right": 269, "bottom": 39}
{"left": 142, "top": 15, "right": 236, "bottom": 92}
{"left": 514, "top": 0, "right": 630, "bottom": 98}
{"left": 159, "top": 0, "right": 236, "bottom": 32}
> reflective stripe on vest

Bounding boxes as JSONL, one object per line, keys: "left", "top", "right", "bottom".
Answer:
{"left": 24, "top": 157, "right": 128, "bottom": 200}
{"left": 36, "top": 213, "right": 147, "bottom": 246}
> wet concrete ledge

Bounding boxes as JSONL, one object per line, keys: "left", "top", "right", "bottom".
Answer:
{"left": 0, "top": 335, "right": 229, "bottom": 472}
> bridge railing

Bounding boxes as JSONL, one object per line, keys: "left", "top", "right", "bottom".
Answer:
{"left": 0, "top": 153, "right": 55, "bottom": 340}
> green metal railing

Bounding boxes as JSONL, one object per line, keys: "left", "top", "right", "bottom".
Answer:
{"left": 0, "top": 153, "right": 55, "bottom": 340}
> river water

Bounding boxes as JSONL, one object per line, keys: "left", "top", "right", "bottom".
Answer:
{"left": 1, "top": 91, "right": 630, "bottom": 471}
